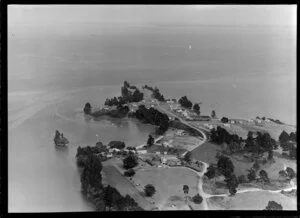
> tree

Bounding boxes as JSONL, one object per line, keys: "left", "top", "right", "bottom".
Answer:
{"left": 252, "top": 161, "right": 260, "bottom": 172}
{"left": 193, "top": 104, "right": 200, "bottom": 115}
{"left": 279, "top": 130, "right": 290, "bottom": 144}
{"left": 183, "top": 185, "right": 189, "bottom": 194}
{"left": 226, "top": 175, "right": 239, "bottom": 196}
{"left": 108, "top": 141, "right": 126, "bottom": 150}
{"left": 192, "top": 194, "right": 203, "bottom": 204}
{"left": 289, "top": 145, "right": 297, "bottom": 159}
{"left": 221, "top": 117, "right": 229, "bottom": 123}
{"left": 84, "top": 102, "right": 92, "bottom": 114}
{"left": 265, "top": 201, "right": 283, "bottom": 210}
{"left": 123, "top": 154, "right": 139, "bottom": 169}
{"left": 204, "top": 165, "right": 217, "bottom": 179}
{"left": 217, "top": 156, "right": 234, "bottom": 178}
{"left": 278, "top": 170, "right": 288, "bottom": 179}
{"left": 147, "top": 135, "right": 154, "bottom": 147}
{"left": 237, "top": 175, "right": 247, "bottom": 184}
{"left": 211, "top": 110, "right": 216, "bottom": 118}
{"left": 124, "top": 169, "right": 136, "bottom": 177}
{"left": 259, "top": 170, "right": 270, "bottom": 184}
{"left": 178, "top": 96, "right": 193, "bottom": 109}
{"left": 247, "top": 169, "right": 257, "bottom": 182}
{"left": 286, "top": 167, "right": 296, "bottom": 179}
{"left": 289, "top": 132, "right": 296, "bottom": 142}
{"left": 144, "top": 184, "right": 156, "bottom": 197}
{"left": 183, "top": 151, "right": 192, "bottom": 163}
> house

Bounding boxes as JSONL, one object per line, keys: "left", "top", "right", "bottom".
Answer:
{"left": 224, "top": 123, "right": 230, "bottom": 128}
{"left": 137, "top": 150, "right": 147, "bottom": 154}
{"left": 230, "top": 120, "right": 235, "bottom": 124}
{"left": 155, "top": 151, "right": 161, "bottom": 155}
{"left": 175, "top": 130, "right": 185, "bottom": 136}
{"left": 107, "top": 154, "right": 113, "bottom": 158}
{"left": 248, "top": 119, "right": 254, "bottom": 122}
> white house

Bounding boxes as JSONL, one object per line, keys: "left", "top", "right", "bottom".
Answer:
{"left": 155, "top": 151, "right": 161, "bottom": 155}
{"left": 255, "top": 119, "right": 262, "bottom": 123}
{"left": 137, "top": 150, "right": 147, "bottom": 154}
{"left": 107, "top": 154, "right": 113, "bottom": 158}
{"left": 224, "top": 123, "right": 230, "bottom": 128}
{"left": 230, "top": 120, "right": 235, "bottom": 124}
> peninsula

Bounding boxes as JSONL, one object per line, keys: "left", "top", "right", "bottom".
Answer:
{"left": 76, "top": 81, "right": 297, "bottom": 211}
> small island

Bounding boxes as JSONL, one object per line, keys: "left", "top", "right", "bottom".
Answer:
{"left": 54, "top": 130, "right": 69, "bottom": 148}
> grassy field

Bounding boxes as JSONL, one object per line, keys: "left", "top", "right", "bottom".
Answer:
{"left": 101, "top": 164, "right": 155, "bottom": 210}
{"left": 190, "top": 142, "right": 222, "bottom": 164}
{"left": 133, "top": 166, "right": 200, "bottom": 210}
{"left": 260, "top": 156, "right": 296, "bottom": 180}
{"left": 226, "top": 191, "right": 297, "bottom": 210}
{"left": 207, "top": 191, "right": 297, "bottom": 210}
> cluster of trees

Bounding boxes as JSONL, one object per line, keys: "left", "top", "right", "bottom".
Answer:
{"left": 210, "top": 126, "right": 243, "bottom": 147}
{"left": 124, "top": 169, "right": 136, "bottom": 177}
{"left": 268, "top": 118, "right": 284, "bottom": 125}
{"left": 193, "top": 103, "right": 200, "bottom": 115}
{"left": 75, "top": 146, "right": 143, "bottom": 211}
{"left": 205, "top": 155, "right": 238, "bottom": 196}
{"left": 108, "top": 141, "right": 126, "bottom": 150}
{"left": 279, "top": 130, "right": 297, "bottom": 160}
{"left": 104, "top": 96, "right": 126, "bottom": 107}
{"left": 143, "top": 85, "right": 165, "bottom": 102}
{"left": 178, "top": 96, "right": 193, "bottom": 109}
{"left": 279, "top": 130, "right": 297, "bottom": 144}
{"left": 245, "top": 131, "right": 277, "bottom": 160}
{"left": 104, "top": 81, "right": 144, "bottom": 107}
{"left": 54, "top": 130, "right": 69, "bottom": 147}
{"left": 131, "top": 105, "right": 169, "bottom": 135}
{"left": 84, "top": 102, "right": 130, "bottom": 118}
{"left": 123, "top": 153, "right": 139, "bottom": 169}
{"left": 278, "top": 167, "right": 296, "bottom": 181}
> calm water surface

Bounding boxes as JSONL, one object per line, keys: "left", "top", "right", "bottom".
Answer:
{"left": 8, "top": 24, "right": 296, "bottom": 212}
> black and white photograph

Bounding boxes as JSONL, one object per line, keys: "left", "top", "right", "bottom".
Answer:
{"left": 7, "top": 5, "right": 297, "bottom": 212}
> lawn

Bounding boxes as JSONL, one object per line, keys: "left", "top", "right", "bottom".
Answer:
{"left": 132, "top": 167, "right": 200, "bottom": 210}
{"left": 260, "top": 155, "right": 296, "bottom": 180}
{"left": 207, "top": 190, "right": 297, "bottom": 210}
{"left": 190, "top": 142, "right": 222, "bottom": 164}
{"left": 101, "top": 164, "right": 155, "bottom": 210}
{"left": 226, "top": 191, "right": 297, "bottom": 210}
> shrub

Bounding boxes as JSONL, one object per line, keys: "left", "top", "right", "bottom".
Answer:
{"left": 124, "top": 169, "right": 136, "bottom": 177}
{"left": 123, "top": 154, "right": 139, "bottom": 169}
{"left": 144, "top": 184, "right": 156, "bottom": 197}
{"left": 192, "top": 194, "right": 203, "bottom": 204}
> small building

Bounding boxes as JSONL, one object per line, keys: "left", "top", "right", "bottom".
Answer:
{"left": 224, "top": 123, "right": 230, "bottom": 128}
{"left": 107, "top": 154, "right": 113, "bottom": 158}
{"left": 248, "top": 119, "right": 254, "bottom": 122}
{"left": 137, "top": 150, "right": 147, "bottom": 154}
{"left": 155, "top": 151, "right": 161, "bottom": 155}
{"left": 175, "top": 130, "right": 185, "bottom": 136}
{"left": 230, "top": 120, "right": 235, "bottom": 124}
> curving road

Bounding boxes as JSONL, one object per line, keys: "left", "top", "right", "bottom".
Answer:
{"left": 154, "top": 99, "right": 297, "bottom": 210}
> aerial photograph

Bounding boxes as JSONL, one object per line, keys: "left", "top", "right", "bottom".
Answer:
{"left": 8, "top": 5, "right": 296, "bottom": 212}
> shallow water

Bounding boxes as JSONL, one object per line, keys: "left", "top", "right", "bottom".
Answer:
{"left": 8, "top": 87, "right": 155, "bottom": 212}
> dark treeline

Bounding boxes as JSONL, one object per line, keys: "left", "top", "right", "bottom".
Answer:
{"left": 210, "top": 126, "right": 243, "bottom": 145}
{"left": 105, "top": 81, "right": 144, "bottom": 107}
{"left": 76, "top": 144, "right": 143, "bottom": 211}
{"left": 84, "top": 102, "right": 130, "bottom": 118}
{"left": 279, "top": 130, "right": 297, "bottom": 159}
{"left": 178, "top": 96, "right": 193, "bottom": 109}
{"left": 143, "top": 85, "right": 165, "bottom": 102}
{"left": 210, "top": 127, "right": 277, "bottom": 159}
{"left": 129, "top": 105, "right": 169, "bottom": 135}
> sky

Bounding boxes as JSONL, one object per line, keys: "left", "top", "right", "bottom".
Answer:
{"left": 9, "top": 5, "right": 297, "bottom": 28}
